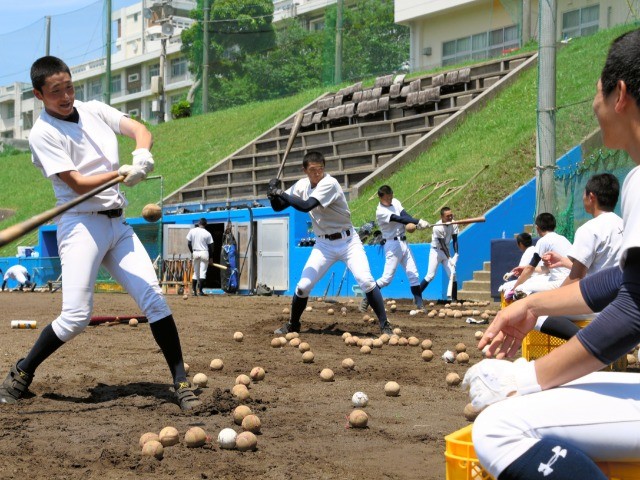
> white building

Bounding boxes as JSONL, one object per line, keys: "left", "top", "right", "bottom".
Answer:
{"left": 0, "top": 0, "right": 196, "bottom": 141}
{"left": 396, "top": 0, "right": 640, "bottom": 72}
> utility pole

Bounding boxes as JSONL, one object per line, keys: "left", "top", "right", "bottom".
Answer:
{"left": 334, "top": 0, "right": 343, "bottom": 84}
{"left": 202, "top": 0, "right": 210, "bottom": 114}
{"left": 45, "top": 16, "right": 51, "bottom": 55}
{"left": 536, "top": 0, "right": 556, "bottom": 216}
{"left": 105, "top": 0, "right": 112, "bottom": 105}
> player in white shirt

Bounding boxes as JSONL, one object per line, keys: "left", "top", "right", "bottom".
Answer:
{"left": 186, "top": 218, "right": 214, "bottom": 296}
{"left": 508, "top": 213, "right": 572, "bottom": 297}
{"left": 419, "top": 207, "right": 459, "bottom": 301}
{"left": 2, "top": 265, "right": 35, "bottom": 292}
{"left": 499, "top": 232, "right": 544, "bottom": 294}
{"left": 536, "top": 173, "right": 623, "bottom": 339}
{"left": 359, "top": 185, "right": 429, "bottom": 313}
{"left": 463, "top": 30, "right": 640, "bottom": 479}
{"left": 0, "top": 56, "right": 200, "bottom": 410}
{"left": 267, "top": 151, "right": 394, "bottom": 335}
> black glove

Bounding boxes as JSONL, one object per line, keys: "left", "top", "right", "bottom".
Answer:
{"left": 267, "top": 178, "right": 282, "bottom": 199}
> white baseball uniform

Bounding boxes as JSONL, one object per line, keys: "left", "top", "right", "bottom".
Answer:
{"left": 287, "top": 174, "right": 377, "bottom": 297}
{"left": 499, "top": 246, "right": 545, "bottom": 292}
{"left": 375, "top": 198, "right": 420, "bottom": 287}
{"left": 568, "top": 211, "right": 624, "bottom": 274}
{"left": 423, "top": 220, "right": 459, "bottom": 283}
{"left": 3, "top": 265, "right": 30, "bottom": 285}
{"left": 186, "top": 226, "right": 213, "bottom": 280}
{"left": 473, "top": 166, "right": 640, "bottom": 477}
{"left": 30, "top": 100, "right": 170, "bottom": 342}
{"left": 515, "top": 232, "right": 572, "bottom": 294}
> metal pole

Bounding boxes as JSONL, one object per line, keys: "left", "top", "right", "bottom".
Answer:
{"left": 522, "top": 0, "right": 531, "bottom": 45}
{"left": 45, "top": 16, "right": 51, "bottom": 55}
{"left": 105, "top": 0, "right": 112, "bottom": 105}
{"left": 159, "top": 37, "right": 166, "bottom": 123}
{"left": 202, "top": 0, "right": 210, "bottom": 114}
{"left": 334, "top": 0, "right": 343, "bottom": 84}
{"left": 536, "top": 0, "right": 556, "bottom": 216}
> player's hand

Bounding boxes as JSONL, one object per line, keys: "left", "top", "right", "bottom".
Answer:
{"left": 462, "top": 358, "right": 541, "bottom": 410}
{"left": 132, "top": 148, "right": 155, "bottom": 175}
{"left": 478, "top": 297, "right": 538, "bottom": 359}
{"left": 267, "top": 178, "right": 281, "bottom": 199}
{"left": 416, "top": 219, "right": 430, "bottom": 230}
{"left": 542, "top": 251, "right": 569, "bottom": 269}
{"left": 510, "top": 265, "right": 525, "bottom": 278}
{"left": 118, "top": 164, "right": 146, "bottom": 187}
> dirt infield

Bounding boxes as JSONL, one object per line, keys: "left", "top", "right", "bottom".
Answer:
{"left": 0, "top": 291, "right": 500, "bottom": 480}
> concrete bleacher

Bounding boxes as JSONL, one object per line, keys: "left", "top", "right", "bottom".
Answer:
{"left": 164, "top": 52, "right": 536, "bottom": 207}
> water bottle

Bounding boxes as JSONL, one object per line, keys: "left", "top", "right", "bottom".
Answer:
{"left": 502, "top": 230, "right": 506, "bottom": 239}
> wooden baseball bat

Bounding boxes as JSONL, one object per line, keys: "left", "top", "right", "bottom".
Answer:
{"left": 436, "top": 216, "right": 486, "bottom": 227}
{"left": 211, "top": 262, "right": 228, "bottom": 271}
{"left": 276, "top": 111, "right": 305, "bottom": 180}
{"left": 0, "top": 175, "right": 124, "bottom": 247}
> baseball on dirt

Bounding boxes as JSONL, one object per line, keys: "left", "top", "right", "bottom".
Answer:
{"left": 129, "top": 318, "right": 138, "bottom": 327}
{"left": 320, "top": 368, "right": 335, "bottom": 382}
{"left": 141, "top": 203, "right": 162, "bottom": 223}
{"left": 456, "top": 352, "right": 470, "bottom": 364}
{"left": 475, "top": 330, "right": 484, "bottom": 340}
{"left": 442, "top": 350, "right": 456, "bottom": 363}
{"left": 446, "top": 372, "right": 462, "bottom": 386}
{"left": 233, "top": 331, "right": 244, "bottom": 342}
{"left": 141, "top": 439, "right": 164, "bottom": 459}
{"left": 342, "top": 358, "right": 355, "bottom": 370}
{"left": 351, "top": 391, "right": 369, "bottom": 407}
{"left": 384, "top": 381, "right": 400, "bottom": 397}
{"left": 183, "top": 294, "right": 188, "bottom": 300}
{"left": 235, "top": 374, "right": 251, "bottom": 387}
{"left": 421, "top": 339, "right": 433, "bottom": 350}
{"left": 302, "top": 351, "right": 315, "bottom": 363}
{"left": 349, "top": 409, "right": 369, "bottom": 428}
{"left": 184, "top": 427, "right": 207, "bottom": 448}
{"left": 159, "top": 426, "right": 180, "bottom": 447}
{"left": 218, "top": 428, "right": 238, "bottom": 449}
{"left": 193, "top": 373, "right": 208, "bottom": 387}
{"left": 210, "top": 359, "right": 224, "bottom": 371}
{"left": 250, "top": 366, "right": 266, "bottom": 381}
{"left": 233, "top": 405, "right": 252, "bottom": 425}
{"left": 232, "top": 384, "right": 250, "bottom": 400}
{"left": 139, "top": 432, "right": 159, "bottom": 448}
{"left": 235, "top": 431, "right": 258, "bottom": 452}
{"left": 327, "top": 308, "right": 335, "bottom": 315}
{"left": 299, "top": 342, "right": 311, "bottom": 353}
{"left": 241, "top": 414, "right": 262, "bottom": 433}
{"left": 405, "top": 223, "right": 417, "bottom": 233}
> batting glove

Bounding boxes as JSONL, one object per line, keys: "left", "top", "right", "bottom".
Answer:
{"left": 118, "top": 164, "right": 147, "bottom": 187}
{"left": 267, "top": 178, "right": 283, "bottom": 199}
{"left": 462, "top": 358, "right": 541, "bottom": 410}
{"left": 132, "top": 148, "right": 155, "bottom": 175}
{"left": 416, "top": 219, "right": 430, "bottom": 230}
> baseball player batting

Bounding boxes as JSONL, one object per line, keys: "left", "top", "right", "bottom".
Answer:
{"left": 359, "top": 185, "right": 429, "bottom": 313}
{"left": 420, "top": 207, "right": 459, "bottom": 301}
{"left": 267, "top": 151, "right": 394, "bottom": 335}
{"left": 0, "top": 56, "right": 200, "bottom": 411}
{"left": 463, "top": 29, "right": 640, "bottom": 480}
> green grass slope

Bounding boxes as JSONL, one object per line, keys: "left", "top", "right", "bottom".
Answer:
{"left": 0, "top": 24, "right": 635, "bottom": 257}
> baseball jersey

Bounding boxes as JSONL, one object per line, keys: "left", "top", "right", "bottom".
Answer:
{"left": 568, "top": 211, "right": 623, "bottom": 275}
{"left": 4, "top": 265, "right": 28, "bottom": 281}
{"left": 430, "top": 220, "right": 459, "bottom": 249}
{"left": 619, "top": 165, "right": 640, "bottom": 267}
{"left": 287, "top": 174, "right": 351, "bottom": 236}
{"left": 186, "top": 227, "right": 214, "bottom": 251}
{"left": 519, "top": 246, "right": 536, "bottom": 267}
{"left": 376, "top": 198, "right": 406, "bottom": 240}
{"left": 29, "top": 100, "right": 127, "bottom": 214}
{"left": 533, "top": 231, "right": 572, "bottom": 281}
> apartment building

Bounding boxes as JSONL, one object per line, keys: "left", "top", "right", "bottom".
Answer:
{"left": 396, "top": 0, "right": 640, "bottom": 72}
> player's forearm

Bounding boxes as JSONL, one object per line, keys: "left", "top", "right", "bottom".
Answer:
{"left": 534, "top": 338, "right": 605, "bottom": 390}
{"left": 525, "top": 281, "right": 593, "bottom": 317}
{"left": 58, "top": 170, "right": 121, "bottom": 194}
{"left": 512, "top": 265, "right": 534, "bottom": 289}
{"left": 120, "top": 117, "right": 153, "bottom": 150}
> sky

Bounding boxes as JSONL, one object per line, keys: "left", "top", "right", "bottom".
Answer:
{"left": 0, "top": 0, "right": 139, "bottom": 86}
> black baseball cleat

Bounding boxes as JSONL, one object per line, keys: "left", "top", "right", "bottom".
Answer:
{"left": 0, "top": 359, "right": 33, "bottom": 404}
{"left": 380, "top": 323, "right": 394, "bottom": 336}
{"left": 274, "top": 321, "right": 300, "bottom": 335}
{"left": 174, "top": 381, "right": 202, "bottom": 410}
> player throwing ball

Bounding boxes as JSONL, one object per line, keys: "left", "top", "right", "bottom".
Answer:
{"left": 268, "top": 151, "right": 394, "bottom": 335}
{"left": 463, "top": 29, "right": 640, "bottom": 479}
{"left": 0, "top": 56, "right": 200, "bottom": 410}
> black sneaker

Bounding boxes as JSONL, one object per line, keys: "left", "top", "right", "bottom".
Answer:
{"left": 380, "top": 323, "right": 394, "bottom": 336}
{"left": 0, "top": 359, "right": 33, "bottom": 404}
{"left": 358, "top": 297, "right": 369, "bottom": 313}
{"left": 174, "top": 381, "right": 202, "bottom": 411}
{"left": 274, "top": 321, "right": 300, "bottom": 335}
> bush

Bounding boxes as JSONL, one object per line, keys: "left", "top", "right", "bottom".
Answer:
{"left": 171, "top": 101, "right": 192, "bottom": 119}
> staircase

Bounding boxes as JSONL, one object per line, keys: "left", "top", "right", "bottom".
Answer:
{"left": 458, "top": 261, "right": 493, "bottom": 302}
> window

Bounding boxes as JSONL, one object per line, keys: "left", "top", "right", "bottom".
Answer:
{"left": 562, "top": 5, "right": 599, "bottom": 39}
{"left": 442, "top": 25, "right": 520, "bottom": 66}
{"left": 7, "top": 103, "right": 14, "bottom": 119}
{"left": 149, "top": 63, "right": 159, "bottom": 78}
{"left": 110, "top": 75, "right": 121, "bottom": 95}
{"left": 128, "top": 73, "right": 140, "bottom": 83}
{"left": 75, "top": 85, "right": 85, "bottom": 102}
{"left": 128, "top": 108, "right": 139, "bottom": 117}
{"left": 89, "top": 80, "right": 102, "bottom": 101}
{"left": 170, "top": 57, "right": 187, "bottom": 79}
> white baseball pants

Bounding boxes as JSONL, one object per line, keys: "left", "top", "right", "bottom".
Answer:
{"left": 473, "top": 371, "right": 640, "bottom": 478}
{"left": 52, "top": 213, "right": 171, "bottom": 342}
{"left": 295, "top": 231, "right": 376, "bottom": 298}
{"left": 191, "top": 250, "right": 209, "bottom": 280}
{"left": 376, "top": 240, "right": 420, "bottom": 288}
{"left": 423, "top": 247, "right": 451, "bottom": 283}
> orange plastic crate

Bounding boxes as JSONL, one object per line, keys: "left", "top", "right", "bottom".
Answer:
{"left": 445, "top": 424, "right": 640, "bottom": 480}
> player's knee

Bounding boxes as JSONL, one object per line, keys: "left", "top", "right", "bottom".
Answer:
{"left": 424, "top": 273, "right": 436, "bottom": 283}
{"left": 138, "top": 286, "right": 172, "bottom": 321}
{"left": 52, "top": 313, "right": 91, "bottom": 342}
{"left": 376, "top": 277, "right": 391, "bottom": 289}
{"left": 360, "top": 279, "right": 377, "bottom": 293}
{"left": 295, "top": 284, "right": 311, "bottom": 298}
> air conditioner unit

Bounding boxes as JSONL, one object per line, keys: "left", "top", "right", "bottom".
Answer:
{"left": 422, "top": 47, "right": 432, "bottom": 56}
{"left": 128, "top": 73, "right": 140, "bottom": 83}
{"left": 151, "top": 100, "right": 160, "bottom": 113}
{"left": 150, "top": 75, "right": 163, "bottom": 94}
